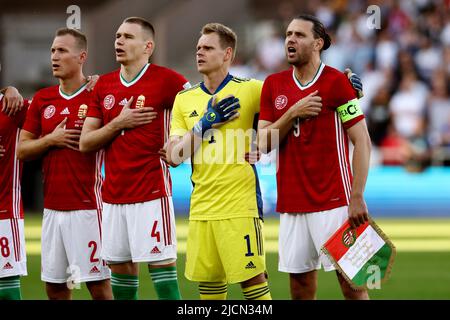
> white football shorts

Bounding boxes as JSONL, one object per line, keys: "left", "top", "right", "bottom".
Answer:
{"left": 0, "top": 218, "right": 27, "bottom": 278}
{"left": 101, "top": 196, "right": 177, "bottom": 264}
{"left": 41, "top": 209, "right": 111, "bottom": 284}
{"left": 278, "top": 205, "right": 348, "bottom": 273}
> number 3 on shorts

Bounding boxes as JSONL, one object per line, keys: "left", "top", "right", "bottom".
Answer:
{"left": 151, "top": 220, "right": 160, "bottom": 243}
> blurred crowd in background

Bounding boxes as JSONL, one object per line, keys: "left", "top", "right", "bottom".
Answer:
{"left": 2, "top": 0, "right": 447, "bottom": 214}
{"left": 1, "top": 0, "right": 448, "bottom": 172}
{"left": 233, "top": 0, "right": 450, "bottom": 171}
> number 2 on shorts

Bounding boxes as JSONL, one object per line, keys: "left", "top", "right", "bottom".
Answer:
{"left": 88, "top": 240, "right": 99, "bottom": 263}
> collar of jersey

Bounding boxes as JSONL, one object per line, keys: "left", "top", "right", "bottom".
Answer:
{"left": 292, "top": 62, "right": 325, "bottom": 90}
{"left": 120, "top": 63, "right": 150, "bottom": 87}
{"left": 200, "top": 73, "right": 233, "bottom": 95}
{"left": 59, "top": 83, "right": 88, "bottom": 100}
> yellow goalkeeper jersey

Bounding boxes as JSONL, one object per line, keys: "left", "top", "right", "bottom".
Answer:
{"left": 170, "top": 74, "right": 263, "bottom": 221}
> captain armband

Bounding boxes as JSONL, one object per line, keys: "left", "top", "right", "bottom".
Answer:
{"left": 337, "top": 98, "right": 363, "bottom": 123}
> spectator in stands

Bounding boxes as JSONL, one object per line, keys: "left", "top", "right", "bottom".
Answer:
{"left": 427, "top": 69, "right": 450, "bottom": 165}
{"left": 389, "top": 68, "right": 429, "bottom": 140}
{"left": 379, "top": 121, "right": 412, "bottom": 166}
{"left": 367, "top": 86, "right": 392, "bottom": 146}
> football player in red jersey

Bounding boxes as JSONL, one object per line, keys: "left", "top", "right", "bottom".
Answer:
{"left": 0, "top": 86, "right": 28, "bottom": 300}
{"left": 80, "top": 17, "right": 190, "bottom": 300}
{"left": 258, "top": 14, "right": 371, "bottom": 300}
{"left": 18, "top": 28, "right": 112, "bottom": 300}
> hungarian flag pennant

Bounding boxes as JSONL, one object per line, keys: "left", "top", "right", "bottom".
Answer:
{"left": 321, "top": 218, "right": 396, "bottom": 290}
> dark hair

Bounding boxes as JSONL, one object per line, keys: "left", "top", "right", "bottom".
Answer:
{"left": 55, "top": 28, "right": 87, "bottom": 50}
{"left": 123, "top": 16, "right": 155, "bottom": 38}
{"left": 201, "top": 23, "right": 237, "bottom": 59}
{"left": 294, "top": 14, "right": 331, "bottom": 51}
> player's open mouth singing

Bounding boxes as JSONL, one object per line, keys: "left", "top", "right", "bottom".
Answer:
{"left": 287, "top": 46, "right": 296, "bottom": 57}
{"left": 115, "top": 48, "right": 125, "bottom": 56}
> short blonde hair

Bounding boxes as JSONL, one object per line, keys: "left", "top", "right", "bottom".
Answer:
{"left": 55, "top": 28, "right": 87, "bottom": 50}
{"left": 201, "top": 23, "right": 237, "bottom": 59}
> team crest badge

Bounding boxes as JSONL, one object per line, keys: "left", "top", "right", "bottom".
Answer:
{"left": 135, "top": 95, "right": 146, "bottom": 109}
{"left": 78, "top": 104, "right": 88, "bottom": 119}
{"left": 342, "top": 227, "right": 357, "bottom": 248}
{"left": 103, "top": 94, "right": 115, "bottom": 110}
{"left": 275, "top": 95, "right": 288, "bottom": 110}
{"left": 44, "top": 105, "right": 56, "bottom": 119}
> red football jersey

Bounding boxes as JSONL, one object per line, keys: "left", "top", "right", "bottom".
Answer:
{"left": 87, "top": 63, "right": 189, "bottom": 204}
{"left": 23, "top": 85, "right": 103, "bottom": 211}
{"left": 260, "top": 64, "right": 364, "bottom": 213}
{"left": 0, "top": 95, "right": 28, "bottom": 219}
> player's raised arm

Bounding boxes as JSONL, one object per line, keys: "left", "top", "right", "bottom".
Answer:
{"left": 346, "top": 120, "right": 372, "bottom": 228}
{"left": 79, "top": 96, "right": 157, "bottom": 152}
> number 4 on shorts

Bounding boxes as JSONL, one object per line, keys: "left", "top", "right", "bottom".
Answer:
{"left": 151, "top": 221, "right": 160, "bottom": 243}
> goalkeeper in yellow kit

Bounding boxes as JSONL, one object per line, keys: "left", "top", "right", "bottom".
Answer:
{"left": 166, "top": 23, "right": 271, "bottom": 300}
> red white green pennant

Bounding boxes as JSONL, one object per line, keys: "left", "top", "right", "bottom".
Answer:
{"left": 321, "top": 218, "right": 396, "bottom": 290}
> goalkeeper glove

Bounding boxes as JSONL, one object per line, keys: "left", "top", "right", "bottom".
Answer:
{"left": 347, "top": 71, "right": 364, "bottom": 99}
{"left": 193, "top": 95, "right": 240, "bottom": 137}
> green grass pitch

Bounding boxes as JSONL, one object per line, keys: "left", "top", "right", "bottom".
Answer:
{"left": 19, "top": 215, "right": 450, "bottom": 300}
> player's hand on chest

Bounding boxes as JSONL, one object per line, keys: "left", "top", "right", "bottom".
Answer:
{"left": 104, "top": 93, "right": 162, "bottom": 117}
{"left": 282, "top": 90, "right": 334, "bottom": 141}
{"left": 41, "top": 103, "right": 87, "bottom": 134}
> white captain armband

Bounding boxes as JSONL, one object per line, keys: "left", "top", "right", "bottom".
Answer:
{"left": 337, "top": 98, "right": 363, "bottom": 123}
